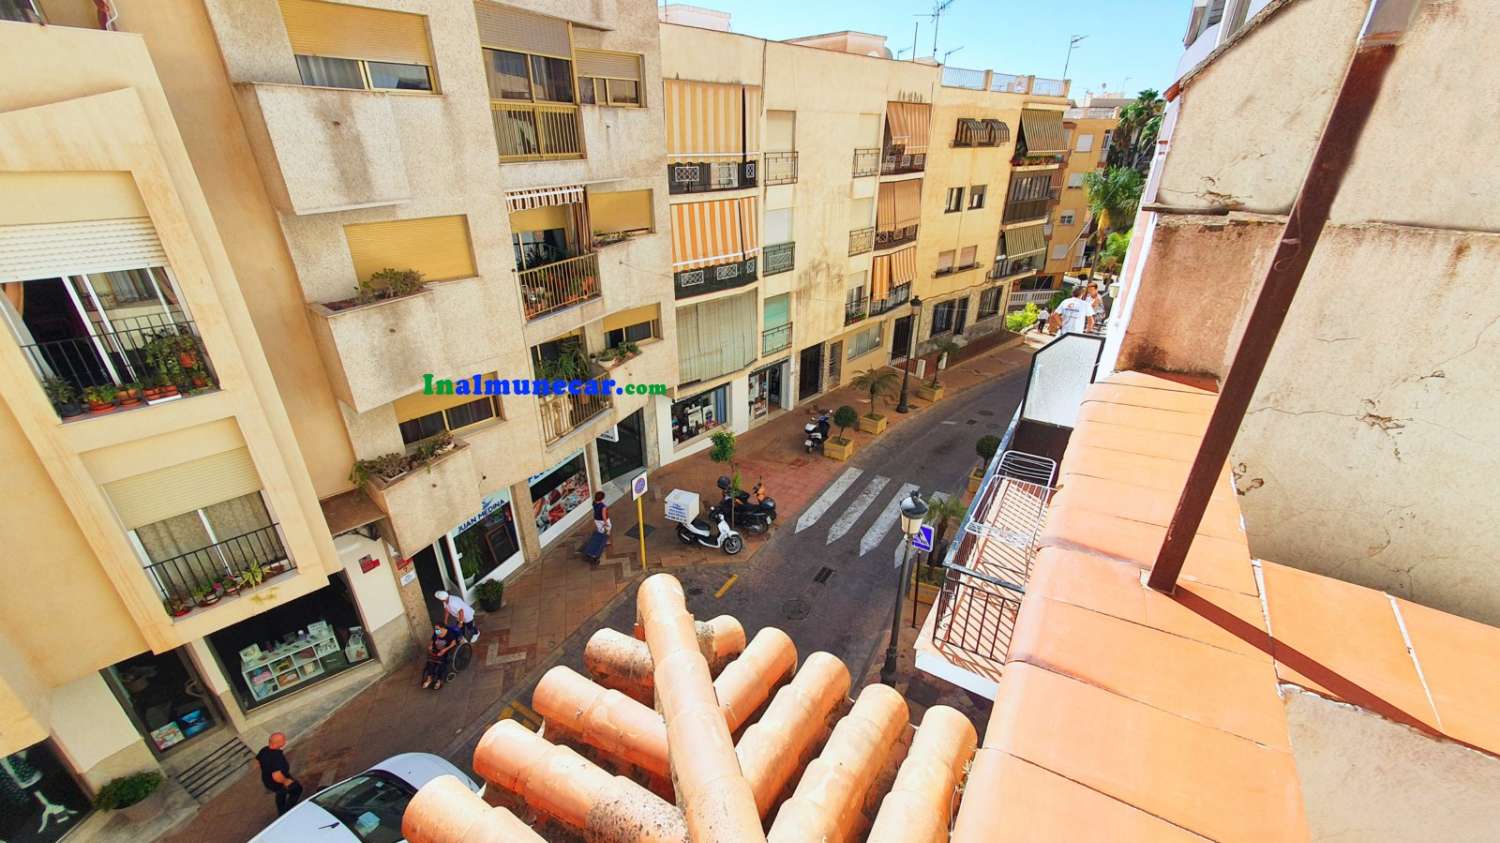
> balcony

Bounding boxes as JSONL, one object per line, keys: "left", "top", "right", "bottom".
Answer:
{"left": 763, "top": 151, "right": 798, "bottom": 186}
{"left": 1010, "top": 153, "right": 1066, "bottom": 168}
{"left": 762, "top": 322, "right": 792, "bottom": 356}
{"left": 1031, "top": 77, "right": 1067, "bottom": 97}
{"left": 870, "top": 283, "right": 912, "bottom": 316}
{"left": 492, "top": 102, "right": 584, "bottom": 162}
{"left": 540, "top": 386, "right": 613, "bottom": 445}
{"left": 844, "top": 297, "right": 870, "bottom": 326}
{"left": 852, "top": 147, "right": 880, "bottom": 177}
{"left": 308, "top": 287, "right": 448, "bottom": 413}
{"left": 992, "top": 254, "right": 1045, "bottom": 278}
{"left": 363, "top": 438, "right": 480, "bottom": 555}
{"left": 763, "top": 242, "right": 795, "bottom": 277}
{"left": 674, "top": 256, "right": 759, "bottom": 299}
{"left": 667, "top": 155, "right": 759, "bottom": 195}
{"left": 19, "top": 317, "right": 219, "bottom": 422}
{"left": 848, "top": 226, "right": 875, "bottom": 256}
{"left": 234, "top": 82, "right": 410, "bottom": 215}
{"left": 880, "top": 146, "right": 926, "bottom": 175}
{"left": 518, "top": 253, "right": 602, "bottom": 320}
{"left": 1003, "top": 200, "right": 1051, "bottom": 224}
{"left": 875, "top": 225, "right": 919, "bottom": 249}
{"left": 1007, "top": 288, "right": 1057, "bottom": 310}
{"left": 148, "top": 524, "right": 295, "bottom": 616}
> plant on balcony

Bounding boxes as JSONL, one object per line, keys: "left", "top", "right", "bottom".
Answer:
{"left": 242, "top": 563, "right": 266, "bottom": 588}
{"left": 413, "top": 430, "right": 457, "bottom": 466}
{"left": 339, "top": 267, "right": 427, "bottom": 310}
{"left": 476, "top": 579, "right": 504, "bottom": 612}
{"left": 163, "top": 595, "right": 192, "bottom": 617}
{"left": 42, "top": 377, "right": 85, "bottom": 418}
{"left": 924, "top": 492, "right": 969, "bottom": 563}
{"left": 143, "top": 372, "right": 181, "bottom": 402}
{"left": 352, "top": 452, "right": 411, "bottom": 487}
{"left": 117, "top": 382, "right": 143, "bottom": 407}
{"left": 534, "top": 340, "right": 591, "bottom": 382}
{"left": 83, "top": 384, "right": 118, "bottom": 413}
{"left": 192, "top": 583, "right": 221, "bottom": 607}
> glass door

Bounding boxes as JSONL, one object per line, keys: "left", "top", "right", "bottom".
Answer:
{"left": 104, "top": 650, "right": 220, "bottom": 756}
{"left": 891, "top": 316, "right": 913, "bottom": 362}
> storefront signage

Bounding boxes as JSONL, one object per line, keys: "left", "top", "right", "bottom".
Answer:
{"left": 358, "top": 555, "right": 380, "bottom": 573}
{"left": 455, "top": 491, "right": 511, "bottom": 535}
{"left": 400, "top": 570, "right": 417, "bottom": 587}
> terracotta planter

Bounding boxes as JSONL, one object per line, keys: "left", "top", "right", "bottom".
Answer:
{"left": 967, "top": 466, "right": 984, "bottom": 494}
{"left": 119, "top": 787, "right": 167, "bottom": 824}
{"left": 858, "top": 414, "right": 888, "bottom": 434}
{"left": 916, "top": 384, "right": 945, "bottom": 402}
{"left": 87, "top": 401, "right": 115, "bottom": 414}
{"left": 825, "top": 437, "right": 856, "bottom": 462}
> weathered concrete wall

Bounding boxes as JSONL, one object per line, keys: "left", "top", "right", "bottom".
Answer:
{"left": 1285, "top": 687, "right": 1500, "bottom": 841}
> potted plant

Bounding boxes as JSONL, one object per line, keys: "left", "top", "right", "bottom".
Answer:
{"left": 911, "top": 557, "right": 948, "bottom": 606}
{"left": 476, "top": 579, "right": 504, "bottom": 612}
{"left": 117, "top": 382, "right": 143, "bottom": 407}
{"left": 851, "top": 368, "right": 899, "bottom": 434}
{"left": 917, "top": 338, "right": 960, "bottom": 401}
{"left": 708, "top": 429, "right": 740, "bottom": 493}
{"left": 353, "top": 452, "right": 410, "bottom": 487}
{"left": 193, "top": 583, "right": 221, "bottom": 607}
{"left": 242, "top": 563, "right": 266, "bottom": 589}
{"left": 163, "top": 595, "right": 192, "bottom": 618}
{"left": 970, "top": 435, "right": 1001, "bottom": 493}
{"left": 825, "top": 405, "right": 859, "bottom": 461}
{"left": 84, "top": 384, "right": 119, "bottom": 414}
{"left": 42, "top": 377, "right": 85, "bottom": 418}
{"left": 263, "top": 559, "right": 291, "bottom": 578}
{"left": 143, "top": 373, "right": 180, "bottom": 402}
{"left": 94, "top": 771, "right": 166, "bottom": 823}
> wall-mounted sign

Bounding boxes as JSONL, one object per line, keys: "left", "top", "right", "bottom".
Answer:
{"left": 358, "top": 555, "right": 380, "bottom": 573}
{"left": 399, "top": 570, "right": 417, "bottom": 587}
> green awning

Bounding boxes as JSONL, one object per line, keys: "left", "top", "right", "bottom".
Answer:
{"left": 1003, "top": 224, "right": 1047, "bottom": 258}
{"left": 1020, "top": 108, "right": 1066, "bottom": 155}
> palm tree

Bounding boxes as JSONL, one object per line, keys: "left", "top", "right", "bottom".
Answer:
{"left": 1108, "top": 89, "right": 1165, "bottom": 174}
{"left": 927, "top": 338, "right": 961, "bottom": 387}
{"left": 850, "top": 368, "right": 899, "bottom": 416}
{"left": 1080, "top": 167, "right": 1144, "bottom": 282}
{"left": 924, "top": 492, "right": 969, "bottom": 560}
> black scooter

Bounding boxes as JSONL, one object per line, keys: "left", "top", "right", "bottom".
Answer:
{"left": 715, "top": 477, "right": 776, "bottom": 535}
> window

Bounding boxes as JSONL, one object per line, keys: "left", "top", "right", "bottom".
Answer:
{"left": 1067, "top": 172, "right": 1085, "bottom": 189}
{"left": 344, "top": 215, "right": 477, "bottom": 284}
{"left": 937, "top": 250, "right": 955, "bottom": 273}
{"left": 849, "top": 325, "right": 882, "bottom": 358}
{"left": 606, "top": 319, "right": 659, "bottom": 348}
{"left": 1051, "top": 243, "right": 1071, "bottom": 260}
{"left": 483, "top": 49, "right": 574, "bottom": 103}
{"left": 443, "top": 397, "right": 498, "bottom": 429}
{"left": 672, "top": 384, "right": 730, "bottom": 445}
{"left": 295, "top": 55, "right": 434, "bottom": 93}
{"left": 280, "top": 0, "right": 435, "bottom": 93}
{"left": 312, "top": 771, "right": 413, "bottom": 843}
{"left": 398, "top": 396, "right": 500, "bottom": 446}
{"left": 978, "top": 287, "right": 1004, "bottom": 319}
{"left": 1075, "top": 133, "right": 1094, "bottom": 153}
{"left": 968, "top": 185, "right": 987, "bottom": 210}
{"left": 846, "top": 282, "right": 866, "bottom": 307}
{"left": 1059, "top": 210, "right": 1076, "bottom": 225}
{"left": 944, "top": 187, "right": 964, "bottom": 213}
{"left": 398, "top": 412, "right": 445, "bottom": 445}
{"left": 577, "top": 50, "right": 645, "bottom": 107}
{"left": 484, "top": 49, "right": 531, "bottom": 100}
{"left": 930, "top": 300, "right": 957, "bottom": 335}
{"left": 958, "top": 246, "right": 978, "bottom": 268}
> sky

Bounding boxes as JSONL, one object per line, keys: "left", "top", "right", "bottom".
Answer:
{"left": 672, "top": 0, "right": 1188, "bottom": 98}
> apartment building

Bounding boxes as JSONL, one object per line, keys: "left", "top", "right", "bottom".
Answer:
{"left": 657, "top": 23, "right": 1069, "bottom": 462}
{"left": 0, "top": 0, "right": 672, "bottom": 831}
{"left": 1033, "top": 101, "right": 1120, "bottom": 298}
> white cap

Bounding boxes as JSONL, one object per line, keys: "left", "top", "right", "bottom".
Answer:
{"left": 435, "top": 590, "right": 448, "bottom": 601}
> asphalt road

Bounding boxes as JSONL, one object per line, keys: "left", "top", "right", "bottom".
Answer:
{"left": 445, "top": 364, "right": 1028, "bottom": 763}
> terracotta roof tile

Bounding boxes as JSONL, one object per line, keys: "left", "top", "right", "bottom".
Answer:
{"left": 1039, "top": 505, "right": 1259, "bottom": 596}
{"left": 1077, "top": 400, "right": 1220, "bottom": 436}
{"left": 1100, "top": 370, "right": 1217, "bottom": 395}
{"left": 1059, "top": 444, "right": 1233, "bottom": 497}
{"left": 1052, "top": 475, "right": 1245, "bottom": 542}
{"left": 1394, "top": 598, "right": 1500, "bottom": 753}
{"left": 1069, "top": 418, "right": 1213, "bottom": 463}
{"left": 982, "top": 663, "right": 1308, "bottom": 841}
{"left": 1081, "top": 382, "right": 1218, "bottom": 415}
{"left": 1261, "top": 562, "right": 1440, "bottom": 732}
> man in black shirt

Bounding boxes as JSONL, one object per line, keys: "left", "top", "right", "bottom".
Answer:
{"left": 256, "top": 732, "right": 303, "bottom": 815}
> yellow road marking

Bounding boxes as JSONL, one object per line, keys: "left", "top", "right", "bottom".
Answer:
{"left": 714, "top": 574, "right": 739, "bottom": 598}
{"left": 512, "top": 700, "right": 542, "bottom": 726}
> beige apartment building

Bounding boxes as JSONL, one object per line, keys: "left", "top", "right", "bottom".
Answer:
{"left": 1032, "top": 101, "right": 1120, "bottom": 298}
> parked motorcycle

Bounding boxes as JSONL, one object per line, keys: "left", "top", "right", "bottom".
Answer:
{"left": 675, "top": 504, "right": 744, "bottom": 555}
{"left": 715, "top": 477, "right": 776, "bottom": 535}
{"left": 804, "top": 410, "right": 831, "bottom": 453}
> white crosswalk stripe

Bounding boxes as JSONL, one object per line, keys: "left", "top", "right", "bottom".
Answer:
{"left": 859, "top": 482, "right": 920, "bottom": 556}
{"left": 795, "top": 467, "right": 862, "bottom": 533}
{"left": 826, "top": 476, "right": 889, "bottom": 545}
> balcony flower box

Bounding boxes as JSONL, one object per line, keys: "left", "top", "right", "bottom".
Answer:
{"left": 825, "top": 437, "right": 856, "bottom": 461}
{"left": 968, "top": 464, "right": 985, "bottom": 494}
{"left": 859, "top": 413, "right": 888, "bottom": 434}
{"left": 916, "top": 384, "right": 945, "bottom": 402}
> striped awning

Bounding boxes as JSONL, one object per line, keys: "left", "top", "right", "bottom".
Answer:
{"left": 1020, "top": 108, "right": 1066, "bottom": 155}
{"left": 870, "top": 244, "right": 917, "bottom": 300}
{"left": 506, "top": 184, "right": 584, "bottom": 212}
{"left": 885, "top": 102, "right": 931, "bottom": 155}
{"left": 671, "top": 196, "right": 758, "bottom": 269}
{"left": 665, "top": 80, "right": 759, "bottom": 158}
{"left": 1003, "top": 224, "right": 1048, "bottom": 259}
{"left": 876, "top": 180, "right": 922, "bottom": 232}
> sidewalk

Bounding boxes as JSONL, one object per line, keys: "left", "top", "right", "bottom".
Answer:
{"left": 159, "top": 333, "right": 1030, "bottom": 843}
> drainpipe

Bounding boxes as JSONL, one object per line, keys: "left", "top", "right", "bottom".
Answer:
{"left": 766, "top": 683, "right": 911, "bottom": 843}
{"left": 473, "top": 719, "right": 689, "bottom": 843}
{"left": 403, "top": 775, "right": 546, "bottom": 843}
{"left": 866, "top": 706, "right": 979, "bottom": 843}
{"left": 637, "top": 574, "right": 766, "bottom": 842}
{"left": 736, "top": 652, "right": 853, "bottom": 817}
{"left": 584, "top": 616, "right": 747, "bottom": 704}
{"left": 1148, "top": 0, "right": 1423, "bottom": 592}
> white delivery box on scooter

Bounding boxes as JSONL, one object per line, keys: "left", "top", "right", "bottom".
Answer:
{"left": 664, "top": 489, "right": 700, "bottom": 524}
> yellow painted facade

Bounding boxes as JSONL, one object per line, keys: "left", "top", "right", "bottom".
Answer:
{"left": 1041, "top": 109, "right": 1120, "bottom": 285}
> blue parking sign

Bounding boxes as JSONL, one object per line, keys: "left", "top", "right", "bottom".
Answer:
{"left": 911, "top": 524, "right": 934, "bottom": 553}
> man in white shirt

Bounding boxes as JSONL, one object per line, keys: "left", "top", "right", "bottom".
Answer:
{"left": 1056, "top": 287, "right": 1095, "bottom": 335}
{"left": 435, "top": 590, "right": 479, "bottom": 642}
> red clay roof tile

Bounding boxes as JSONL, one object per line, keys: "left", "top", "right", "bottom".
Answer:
{"left": 1394, "top": 597, "right": 1500, "bottom": 753}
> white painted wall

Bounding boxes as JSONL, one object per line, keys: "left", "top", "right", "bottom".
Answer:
{"left": 336, "top": 532, "right": 403, "bottom": 632}
{"left": 48, "top": 673, "right": 142, "bottom": 774}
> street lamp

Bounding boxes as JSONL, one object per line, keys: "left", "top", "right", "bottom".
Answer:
{"left": 895, "top": 296, "right": 924, "bottom": 414}
{"left": 882, "top": 490, "right": 929, "bottom": 685}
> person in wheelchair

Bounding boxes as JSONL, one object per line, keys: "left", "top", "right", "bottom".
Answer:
{"left": 421, "top": 624, "right": 460, "bottom": 691}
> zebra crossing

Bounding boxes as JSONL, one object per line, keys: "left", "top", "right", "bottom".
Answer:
{"left": 797, "top": 468, "right": 939, "bottom": 563}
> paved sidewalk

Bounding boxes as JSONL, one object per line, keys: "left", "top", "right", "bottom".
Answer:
{"left": 159, "top": 333, "right": 1029, "bottom": 843}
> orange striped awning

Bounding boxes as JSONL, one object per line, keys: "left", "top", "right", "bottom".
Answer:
{"left": 665, "top": 80, "right": 757, "bottom": 158}
{"left": 870, "top": 244, "right": 917, "bottom": 300}
{"left": 743, "top": 86, "right": 762, "bottom": 153}
{"left": 739, "top": 195, "right": 759, "bottom": 254}
{"left": 876, "top": 181, "right": 896, "bottom": 230}
{"left": 671, "top": 198, "right": 750, "bottom": 269}
{"left": 876, "top": 180, "right": 922, "bottom": 233}
{"left": 885, "top": 102, "right": 931, "bottom": 155}
{"left": 505, "top": 184, "right": 584, "bottom": 212}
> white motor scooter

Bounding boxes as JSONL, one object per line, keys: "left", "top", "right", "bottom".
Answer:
{"left": 675, "top": 502, "right": 744, "bottom": 555}
{"left": 804, "top": 409, "right": 831, "bottom": 453}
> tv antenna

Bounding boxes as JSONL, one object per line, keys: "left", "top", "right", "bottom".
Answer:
{"left": 1063, "top": 33, "right": 1087, "bottom": 79}
{"left": 917, "top": 0, "right": 958, "bottom": 59}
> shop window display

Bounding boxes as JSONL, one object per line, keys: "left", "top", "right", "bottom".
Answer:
{"left": 529, "top": 453, "right": 590, "bottom": 536}
{"left": 0, "top": 742, "right": 91, "bottom": 843}
{"left": 672, "top": 384, "right": 728, "bottom": 444}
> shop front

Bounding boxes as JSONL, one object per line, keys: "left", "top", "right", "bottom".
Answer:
{"left": 671, "top": 384, "right": 729, "bottom": 446}
{"left": 205, "top": 574, "right": 375, "bottom": 711}
{"left": 749, "top": 361, "right": 786, "bottom": 421}
{"left": 1, "top": 741, "right": 92, "bottom": 843}
{"left": 597, "top": 409, "right": 646, "bottom": 483}
{"left": 528, "top": 450, "right": 592, "bottom": 546}
{"left": 449, "top": 490, "right": 522, "bottom": 594}
{"left": 103, "top": 649, "right": 222, "bottom": 757}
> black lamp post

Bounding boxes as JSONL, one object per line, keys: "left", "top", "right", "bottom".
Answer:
{"left": 882, "top": 490, "right": 929, "bottom": 685}
{"left": 894, "top": 296, "right": 923, "bottom": 414}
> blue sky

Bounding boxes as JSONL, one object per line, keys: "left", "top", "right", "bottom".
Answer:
{"left": 677, "top": 0, "right": 1188, "bottom": 97}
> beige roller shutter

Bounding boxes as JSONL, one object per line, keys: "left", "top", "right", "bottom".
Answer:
{"left": 278, "top": 0, "right": 433, "bottom": 66}
{"left": 345, "top": 215, "right": 476, "bottom": 283}
{"left": 473, "top": 1, "right": 571, "bottom": 57}
{"left": 576, "top": 50, "right": 641, "bottom": 80}
{"left": 590, "top": 189, "right": 653, "bottom": 235}
{"left": 105, "top": 448, "right": 261, "bottom": 529}
{"left": 394, "top": 373, "right": 498, "bottom": 422}
{"left": 0, "top": 218, "right": 166, "bottom": 283}
{"left": 603, "top": 303, "right": 658, "bottom": 333}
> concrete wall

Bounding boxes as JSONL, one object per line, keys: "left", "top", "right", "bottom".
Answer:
{"left": 49, "top": 674, "right": 155, "bottom": 789}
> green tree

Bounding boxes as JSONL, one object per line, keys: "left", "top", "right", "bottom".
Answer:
{"left": 850, "top": 368, "right": 900, "bottom": 416}
{"left": 924, "top": 493, "right": 969, "bottom": 557}
{"left": 1108, "top": 89, "right": 1165, "bottom": 174}
{"left": 1097, "top": 230, "right": 1132, "bottom": 276}
{"left": 832, "top": 406, "right": 859, "bottom": 442}
{"left": 1081, "top": 167, "right": 1144, "bottom": 282}
{"left": 709, "top": 429, "right": 740, "bottom": 492}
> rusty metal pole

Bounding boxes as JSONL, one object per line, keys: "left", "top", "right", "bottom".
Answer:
{"left": 1149, "top": 0, "right": 1422, "bottom": 593}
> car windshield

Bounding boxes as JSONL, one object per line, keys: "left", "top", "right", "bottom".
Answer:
{"left": 310, "top": 771, "right": 414, "bottom": 843}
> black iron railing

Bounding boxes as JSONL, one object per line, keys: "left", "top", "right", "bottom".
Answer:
{"left": 852, "top": 147, "right": 880, "bottom": 177}
{"left": 880, "top": 146, "right": 926, "bottom": 174}
{"left": 848, "top": 226, "right": 875, "bottom": 256}
{"left": 519, "top": 253, "right": 601, "bottom": 320}
{"left": 762, "top": 322, "right": 791, "bottom": 355}
{"left": 931, "top": 565, "right": 1024, "bottom": 662}
{"left": 673, "top": 256, "right": 758, "bottom": 299}
{"left": 875, "top": 225, "right": 918, "bottom": 249}
{"left": 870, "top": 283, "right": 912, "bottom": 316}
{"left": 763, "top": 151, "right": 798, "bottom": 186}
{"left": 667, "top": 157, "right": 759, "bottom": 194}
{"left": 844, "top": 297, "right": 869, "bottom": 326}
{"left": 147, "top": 524, "right": 292, "bottom": 610}
{"left": 992, "top": 254, "right": 1045, "bottom": 278}
{"left": 763, "top": 242, "right": 795, "bottom": 276}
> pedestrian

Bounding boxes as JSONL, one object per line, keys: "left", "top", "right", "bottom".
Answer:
{"left": 583, "top": 491, "right": 612, "bottom": 566}
{"left": 1086, "top": 281, "right": 1107, "bottom": 326}
{"left": 1056, "top": 287, "right": 1094, "bottom": 335}
{"left": 422, "top": 623, "right": 459, "bottom": 690}
{"left": 1035, "top": 306, "right": 1050, "bottom": 335}
{"left": 257, "top": 732, "right": 303, "bottom": 816}
{"left": 435, "top": 589, "right": 478, "bottom": 642}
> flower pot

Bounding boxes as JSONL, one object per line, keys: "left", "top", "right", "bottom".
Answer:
{"left": 87, "top": 401, "right": 115, "bottom": 414}
{"left": 191, "top": 375, "right": 210, "bottom": 388}
{"left": 916, "top": 384, "right": 945, "bottom": 402}
{"left": 56, "top": 401, "right": 85, "bottom": 419}
{"left": 196, "top": 591, "right": 221, "bottom": 607}
{"left": 178, "top": 351, "right": 198, "bottom": 369}
{"left": 119, "top": 786, "right": 167, "bottom": 824}
{"left": 825, "top": 437, "right": 856, "bottom": 462}
{"left": 858, "top": 414, "right": 888, "bottom": 434}
{"left": 117, "top": 395, "right": 141, "bottom": 408}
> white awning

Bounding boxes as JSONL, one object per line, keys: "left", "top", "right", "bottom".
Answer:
{"left": 505, "top": 184, "right": 585, "bottom": 212}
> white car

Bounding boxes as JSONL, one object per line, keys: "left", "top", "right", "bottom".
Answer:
{"left": 249, "top": 752, "right": 479, "bottom": 843}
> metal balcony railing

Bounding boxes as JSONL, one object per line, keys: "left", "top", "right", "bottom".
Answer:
{"left": 539, "top": 386, "right": 612, "bottom": 444}
{"left": 875, "top": 225, "right": 919, "bottom": 249}
{"left": 763, "top": 242, "right": 795, "bottom": 276}
{"left": 1031, "top": 77, "right": 1067, "bottom": 97}
{"left": 931, "top": 566, "right": 1024, "bottom": 662}
{"left": 762, "top": 322, "right": 791, "bottom": 356}
{"left": 852, "top": 147, "right": 880, "bottom": 177}
{"left": 848, "top": 226, "right": 875, "bottom": 256}
{"left": 492, "top": 102, "right": 584, "bottom": 161}
{"left": 844, "top": 297, "right": 870, "bottom": 326}
{"left": 518, "top": 253, "right": 601, "bottom": 320}
{"left": 880, "top": 146, "right": 926, "bottom": 175}
{"left": 870, "top": 283, "right": 911, "bottom": 316}
{"left": 146, "top": 524, "right": 293, "bottom": 609}
{"left": 667, "top": 155, "right": 759, "bottom": 194}
{"left": 763, "top": 151, "right": 798, "bottom": 185}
